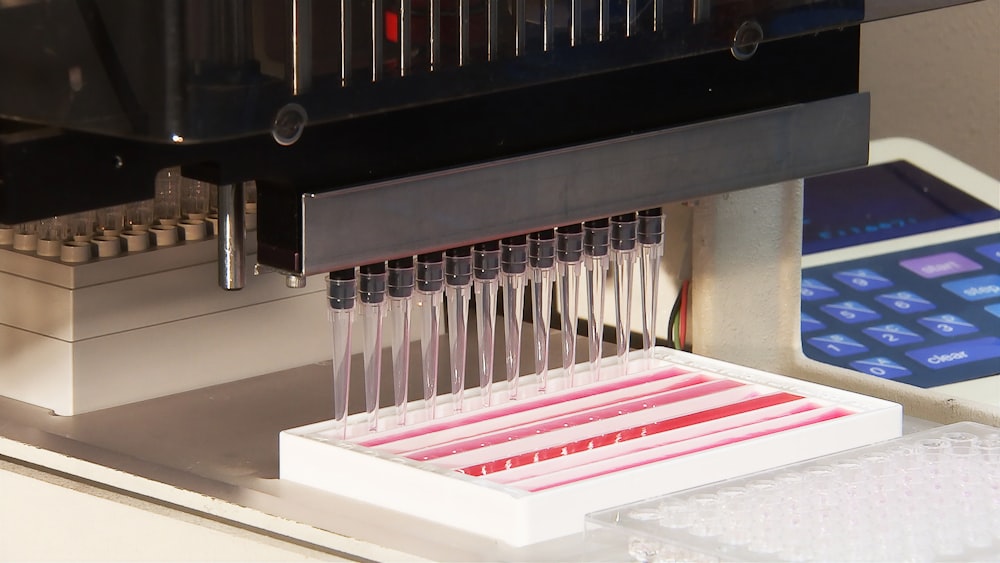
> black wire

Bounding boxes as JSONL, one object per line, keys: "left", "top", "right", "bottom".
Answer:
{"left": 665, "top": 281, "right": 684, "bottom": 349}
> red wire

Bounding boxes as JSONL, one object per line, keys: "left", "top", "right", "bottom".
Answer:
{"left": 679, "top": 279, "right": 690, "bottom": 350}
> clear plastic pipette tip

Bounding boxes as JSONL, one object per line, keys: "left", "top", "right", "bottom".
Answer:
{"left": 327, "top": 269, "right": 356, "bottom": 439}
{"left": 501, "top": 236, "right": 528, "bottom": 400}
{"left": 556, "top": 224, "right": 583, "bottom": 386}
{"left": 388, "top": 258, "right": 414, "bottom": 425}
{"left": 359, "top": 263, "right": 387, "bottom": 433}
{"left": 474, "top": 242, "right": 500, "bottom": 407}
{"left": 445, "top": 247, "right": 472, "bottom": 413}
{"left": 416, "top": 252, "right": 444, "bottom": 420}
{"left": 638, "top": 209, "right": 664, "bottom": 362}
{"left": 529, "top": 230, "right": 555, "bottom": 392}
{"left": 611, "top": 213, "right": 638, "bottom": 376}
{"left": 583, "top": 219, "right": 610, "bottom": 381}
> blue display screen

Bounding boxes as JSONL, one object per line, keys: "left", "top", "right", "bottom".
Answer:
{"left": 802, "top": 161, "right": 1000, "bottom": 255}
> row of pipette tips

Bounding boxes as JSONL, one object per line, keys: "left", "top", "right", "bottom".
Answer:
{"left": 326, "top": 208, "right": 664, "bottom": 438}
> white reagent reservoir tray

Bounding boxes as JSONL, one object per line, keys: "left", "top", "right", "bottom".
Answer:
{"left": 280, "top": 347, "right": 901, "bottom": 546}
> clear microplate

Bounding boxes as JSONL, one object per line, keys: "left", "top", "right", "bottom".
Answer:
{"left": 586, "top": 421, "right": 1000, "bottom": 562}
{"left": 281, "top": 347, "right": 901, "bottom": 546}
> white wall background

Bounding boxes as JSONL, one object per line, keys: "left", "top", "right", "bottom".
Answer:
{"left": 861, "top": 0, "right": 999, "bottom": 179}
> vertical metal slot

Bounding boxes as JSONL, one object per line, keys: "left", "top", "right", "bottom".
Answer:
{"left": 399, "top": 0, "right": 412, "bottom": 75}
{"left": 459, "top": 0, "right": 471, "bottom": 65}
{"left": 372, "top": 0, "right": 384, "bottom": 81}
{"left": 515, "top": 0, "right": 526, "bottom": 56}
{"left": 341, "top": 0, "right": 353, "bottom": 85}
{"left": 487, "top": 0, "right": 499, "bottom": 60}
{"left": 430, "top": 0, "right": 441, "bottom": 70}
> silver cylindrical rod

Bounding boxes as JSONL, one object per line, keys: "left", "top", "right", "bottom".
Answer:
{"left": 218, "top": 183, "right": 246, "bottom": 290}
{"left": 399, "top": 0, "right": 412, "bottom": 75}
{"left": 693, "top": 0, "right": 710, "bottom": 23}
{"left": 487, "top": 0, "right": 499, "bottom": 60}
{"left": 626, "top": 0, "right": 635, "bottom": 37}
{"left": 429, "top": 0, "right": 441, "bottom": 70}
{"left": 514, "top": 0, "right": 526, "bottom": 56}
{"left": 653, "top": 0, "right": 663, "bottom": 31}
{"left": 459, "top": 0, "right": 470, "bottom": 65}
{"left": 341, "top": 0, "right": 353, "bottom": 85}
{"left": 290, "top": 0, "right": 313, "bottom": 95}
{"left": 599, "top": 0, "right": 610, "bottom": 41}
{"left": 371, "top": 0, "right": 383, "bottom": 82}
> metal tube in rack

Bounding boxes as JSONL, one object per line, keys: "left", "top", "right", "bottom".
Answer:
{"left": 217, "top": 182, "right": 245, "bottom": 290}
{"left": 599, "top": 0, "right": 610, "bottom": 41}
{"left": 340, "top": 0, "right": 352, "bottom": 85}
{"left": 626, "top": 0, "right": 635, "bottom": 37}
{"left": 372, "top": 0, "right": 384, "bottom": 82}
{"left": 399, "top": 0, "right": 412, "bottom": 76}
{"left": 570, "top": 0, "right": 582, "bottom": 46}
{"left": 430, "top": 0, "right": 441, "bottom": 70}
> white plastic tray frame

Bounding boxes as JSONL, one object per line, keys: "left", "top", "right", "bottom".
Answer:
{"left": 280, "top": 347, "right": 901, "bottom": 547}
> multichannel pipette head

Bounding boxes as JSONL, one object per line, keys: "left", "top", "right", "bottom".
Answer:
{"left": 416, "top": 252, "right": 444, "bottom": 419}
{"left": 359, "top": 262, "right": 387, "bottom": 432}
{"left": 473, "top": 241, "right": 501, "bottom": 406}
{"left": 528, "top": 229, "right": 556, "bottom": 391}
{"left": 556, "top": 224, "right": 584, "bottom": 382}
{"left": 445, "top": 247, "right": 473, "bottom": 413}
{"left": 328, "top": 268, "right": 357, "bottom": 438}
{"left": 501, "top": 235, "right": 528, "bottom": 399}
{"left": 637, "top": 208, "right": 664, "bottom": 360}
{"left": 387, "top": 257, "right": 415, "bottom": 425}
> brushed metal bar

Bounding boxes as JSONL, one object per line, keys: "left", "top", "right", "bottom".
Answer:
{"left": 515, "top": 0, "right": 526, "bottom": 56}
{"left": 543, "top": 0, "right": 555, "bottom": 50}
{"left": 570, "top": 0, "right": 582, "bottom": 46}
{"left": 599, "top": 0, "right": 610, "bottom": 41}
{"left": 301, "top": 94, "right": 870, "bottom": 275}
{"left": 653, "top": 0, "right": 663, "bottom": 31}
{"left": 218, "top": 182, "right": 246, "bottom": 290}
{"left": 626, "top": 0, "right": 635, "bottom": 37}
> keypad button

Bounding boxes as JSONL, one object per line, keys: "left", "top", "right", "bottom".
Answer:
{"left": 942, "top": 274, "right": 1000, "bottom": 302}
{"left": 862, "top": 324, "right": 924, "bottom": 347}
{"left": 917, "top": 314, "right": 978, "bottom": 337}
{"left": 832, "top": 269, "right": 893, "bottom": 291}
{"left": 820, "top": 301, "right": 881, "bottom": 324}
{"left": 874, "top": 291, "right": 935, "bottom": 314}
{"left": 800, "top": 312, "right": 826, "bottom": 334}
{"left": 987, "top": 303, "right": 1000, "bottom": 319}
{"left": 806, "top": 334, "right": 868, "bottom": 357}
{"left": 801, "top": 278, "right": 839, "bottom": 301}
{"left": 975, "top": 242, "right": 1000, "bottom": 264}
{"left": 849, "top": 357, "right": 912, "bottom": 379}
{"left": 899, "top": 252, "right": 982, "bottom": 279}
{"left": 904, "top": 337, "right": 1000, "bottom": 370}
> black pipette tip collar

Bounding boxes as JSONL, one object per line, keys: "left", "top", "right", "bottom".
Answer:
{"left": 416, "top": 251, "right": 444, "bottom": 292}
{"left": 611, "top": 213, "right": 638, "bottom": 251}
{"left": 474, "top": 241, "right": 501, "bottom": 280}
{"left": 445, "top": 246, "right": 473, "bottom": 286}
{"left": 556, "top": 223, "right": 584, "bottom": 263}
{"left": 528, "top": 229, "right": 556, "bottom": 269}
{"left": 387, "top": 257, "right": 415, "bottom": 298}
{"left": 327, "top": 268, "right": 356, "bottom": 310}
{"left": 583, "top": 219, "right": 610, "bottom": 257}
{"left": 359, "top": 262, "right": 387, "bottom": 304}
{"left": 501, "top": 235, "right": 528, "bottom": 274}
{"left": 638, "top": 208, "right": 664, "bottom": 245}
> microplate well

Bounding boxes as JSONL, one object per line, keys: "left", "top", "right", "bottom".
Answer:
{"left": 280, "top": 347, "right": 901, "bottom": 546}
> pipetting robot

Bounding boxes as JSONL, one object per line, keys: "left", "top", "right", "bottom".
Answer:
{"left": 0, "top": 0, "right": 997, "bottom": 559}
